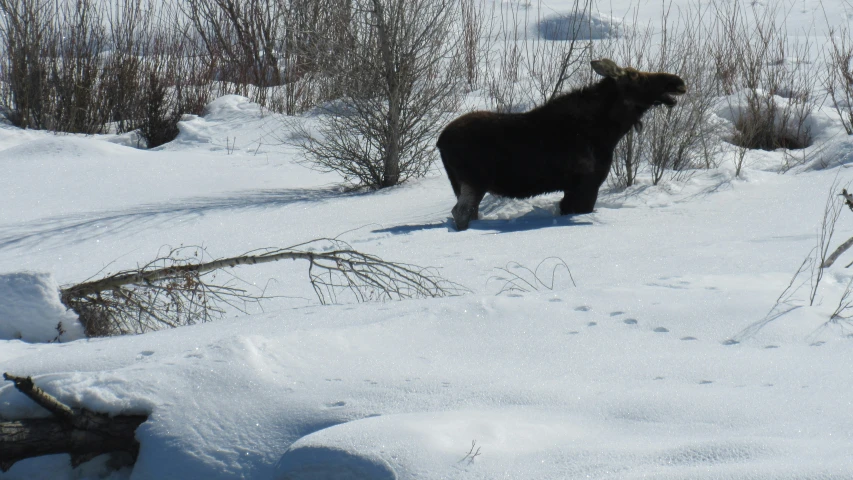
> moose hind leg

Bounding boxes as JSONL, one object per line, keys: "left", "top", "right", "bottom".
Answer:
{"left": 451, "top": 184, "right": 484, "bottom": 231}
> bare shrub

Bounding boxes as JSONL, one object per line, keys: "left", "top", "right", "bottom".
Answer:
{"left": 180, "top": 0, "right": 352, "bottom": 114}
{"left": 0, "top": 0, "right": 53, "bottom": 128}
{"left": 482, "top": 0, "right": 525, "bottom": 112}
{"left": 606, "top": 2, "right": 722, "bottom": 187}
{"left": 729, "top": 181, "right": 851, "bottom": 343}
{"left": 293, "top": 0, "right": 464, "bottom": 189}
{"left": 711, "top": 0, "right": 816, "bottom": 168}
{"left": 48, "top": 0, "right": 110, "bottom": 134}
{"left": 522, "top": 0, "right": 596, "bottom": 105}
{"left": 825, "top": 24, "right": 853, "bottom": 135}
{"left": 182, "top": 0, "right": 285, "bottom": 106}
{"left": 460, "top": 0, "right": 495, "bottom": 91}
{"left": 483, "top": 0, "right": 603, "bottom": 112}
{"left": 101, "top": 0, "right": 149, "bottom": 135}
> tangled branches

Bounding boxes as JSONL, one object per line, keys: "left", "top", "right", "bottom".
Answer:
{"left": 61, "top": 239, "right": 466, "bottom": 337}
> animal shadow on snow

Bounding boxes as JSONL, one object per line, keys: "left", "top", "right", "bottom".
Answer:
{"left": 374, "top": 203, "right": 594, "bottom": 235}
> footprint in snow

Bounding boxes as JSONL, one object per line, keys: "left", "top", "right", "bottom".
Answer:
{"left": 699, "top": 380, "right": 714, "bottom": 385}
{"left": 764, "top": 345, "right": 779, "bottom": 349}
{"left": 574, "top": 305, "right": 591, "bottom": 311}
{"left": 587, "top": 321, "right": 597, "bottom": 327}
{"left": 653, "top": 327, "right": 669, "bottom": 333}
{"left": 325, "top": 401, "right": 346, "bottom": 408}
{"left": 610, "top": 311, "right": 625, "bottom": 317}
{"left": 136, "top": 351, "right": 155, "bottom": 360}
{"left": 623, "top": 319, "right": 638, "bottom": 325}
{"left": 681, "top": 336, "right": 698, "bottom": 341}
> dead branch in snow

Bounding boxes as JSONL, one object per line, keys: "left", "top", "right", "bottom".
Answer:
{"left": 0, "top": 373, "right": 147, "bottom": 472}
{"left": 820, "top": 188, "right": 853, "bottom": 269}
{"left": 61, "top": 239, "right": 466, "bottom": 337}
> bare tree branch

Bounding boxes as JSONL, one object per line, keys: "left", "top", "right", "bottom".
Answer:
{"left": 61, "top": 239, "right": 466, "bottom": 337}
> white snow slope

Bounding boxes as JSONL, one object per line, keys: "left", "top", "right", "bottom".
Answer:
{"left": 3, "top": 1, "right": 853, "bottom": 479}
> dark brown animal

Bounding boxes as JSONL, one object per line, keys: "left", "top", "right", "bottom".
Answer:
{"left": 436, "top": 58, "right": 687, "bottom": 231}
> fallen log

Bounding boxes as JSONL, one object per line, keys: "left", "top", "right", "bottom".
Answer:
{"left": 0, "top": 373, "right": 147, "bottom": 472}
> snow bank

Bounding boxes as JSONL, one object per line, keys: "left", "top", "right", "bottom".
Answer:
{"left": 536, "top": 11, "right": 620, "bottom": 40}
{"left": 0, "top": 272, "right": 84, "bottom": 342}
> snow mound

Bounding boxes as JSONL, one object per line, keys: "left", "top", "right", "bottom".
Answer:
{"left": 275, "top": 445, "right": 396, "bottom": 480}
{"left": 275, "top": 410, "right": 599, "bottom": 479}
{"left": 275, "top": 408, "right": 849, "bottom": 480}
{"left": 168, "top": 95, "right": 279, "bottom": 154}
{"left": 0, "top": 272, "right": 84, "bottom": 342}
{"left": 537, "top": 11, "right": 621, "bottom": 40}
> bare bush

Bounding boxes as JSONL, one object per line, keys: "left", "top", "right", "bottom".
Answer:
{"left": 460, "top": 0, "right": 490, "bottom": 90}
{"left": 101, "top": 0, "right": 150, "bottom": 135}
{"left": 606, "top": 2, "right": 722, "bottom": 187}
{"left": 825, "top": 24, "right": 853, "bottom": 135}
{"left": 0, "top": 0, "right": 53, "bottom": 128}
{"left": 49, "top": 0, "right": 111, "bottom": 134}
{"left": 483, "top": 0, "right": 600, "bottom": 112}
{"left": 182, "top": 0, "right": 285, "bottom": 106}
{"left": 61, "top": 239, "right": 466, "bottom": 337}
{"left": 293, "top": 0, "right": 464, "bottom": 189}
{"left": 523, "top": 0, "right": 596, "bottom": 105}
{"left": 180, "top": 0, "right": 352, "bottom": 114}
{"left": 711, "top": 0, "right": 816, "bottom": 167}
{"left": 481, "top": 0, "right": 525, "bottom": 112}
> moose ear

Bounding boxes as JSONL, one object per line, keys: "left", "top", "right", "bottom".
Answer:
{"left": 591, "top": 58, "right": 625, "bottom": 78}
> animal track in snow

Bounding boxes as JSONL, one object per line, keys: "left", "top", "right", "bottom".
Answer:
{"left": 573, "top": 305, "right": 591, "bottom": 311}
{"left": 653, "top": 327, "right": 669, "bottom": 333}
{"left": 623, "top": 319, "right": 638, "bottom": 325}
{"left": 681, "top": 336, "right": 698, "bottom": 341}
{"left": 610, "top": 311, "right": 625, "bottom": 317}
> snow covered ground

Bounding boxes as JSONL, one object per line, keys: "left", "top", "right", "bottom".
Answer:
{"left": 3, "top": 1, "right": 853, "bottom": 479}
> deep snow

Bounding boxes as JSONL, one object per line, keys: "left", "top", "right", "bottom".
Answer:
{"left": 3, "top": 1, "right": 853, "bottom": 479}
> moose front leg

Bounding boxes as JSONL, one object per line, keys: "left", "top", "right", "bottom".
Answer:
{"left": 560, "top": 177, "right": 600, "bottom": 215}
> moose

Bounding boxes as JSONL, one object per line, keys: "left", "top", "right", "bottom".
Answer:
{"left": 436, "top": 58, "right": 687, "bottom": 231}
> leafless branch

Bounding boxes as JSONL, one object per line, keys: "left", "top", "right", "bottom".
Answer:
{"left": 61, "top": 239, "right": 466, "bottom": 336}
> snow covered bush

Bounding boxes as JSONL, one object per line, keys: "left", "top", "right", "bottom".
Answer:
{"left": 710, "top": 0, "right": 816, "bottom": 162}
